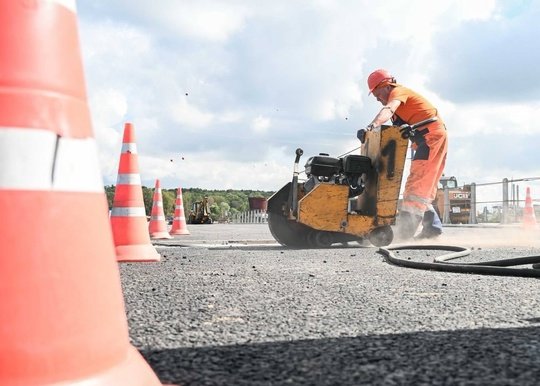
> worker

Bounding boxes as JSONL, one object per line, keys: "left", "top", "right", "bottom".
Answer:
{"left": 364, "top": 69, "right": 448, "bottom": 240}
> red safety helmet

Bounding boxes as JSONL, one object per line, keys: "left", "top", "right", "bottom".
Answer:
{"left": 367, "top": 69, "right": 395, "bottom": 94}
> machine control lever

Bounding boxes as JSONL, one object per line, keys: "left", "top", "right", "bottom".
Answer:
{"left": 288, "top": 148, "right": 304, "bottom": 218}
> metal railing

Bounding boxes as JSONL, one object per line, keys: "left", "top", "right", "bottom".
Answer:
{"left": 441, "top": 177, "right": 540, "bottom": 225}
{"left": 230, "top": 209, "right": 268, "bottom": 224}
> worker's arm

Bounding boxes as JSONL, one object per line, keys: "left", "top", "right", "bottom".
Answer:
{"left": 366, "top": 99, "right": 402, "bottom": 130}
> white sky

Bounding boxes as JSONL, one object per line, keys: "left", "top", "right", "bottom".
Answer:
{"left": 77, "top": 0, "right": 540, "bottom": 203}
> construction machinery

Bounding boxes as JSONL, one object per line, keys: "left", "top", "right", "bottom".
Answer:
{"left": 187, "top": 196, "right": 213, "bottom": 224}
{"left": 267, "top": 118, "right": 437, "bottom": 247}
{"left": 433, "top": 176, "right": 471, "bottom": 224}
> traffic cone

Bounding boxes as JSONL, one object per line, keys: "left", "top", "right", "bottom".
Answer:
{"left": 0, "top": 1, "right": 161, "bottom": 384}
{"left": 170, "top": 187, "right": 191, "bottom": 235}
{"left": 110, "top": 122, "right": 160, "bottom": 262}
{"left": 522, "top": 187, "right": 538, "bottom": 230}
{"left": 149, "top": 179, "right": 172, "bottom": 239}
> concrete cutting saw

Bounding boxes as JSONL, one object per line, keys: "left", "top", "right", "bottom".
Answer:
{"left": 267, "top": 118, "right": 437, "bottom": 247}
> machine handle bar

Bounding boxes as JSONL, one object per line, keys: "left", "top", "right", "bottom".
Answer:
{"left": 401, "top": 117, "right": 438, "bottom": 139}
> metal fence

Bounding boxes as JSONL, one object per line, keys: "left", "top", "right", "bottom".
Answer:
{"left": 443, "top": 177, "right": 540, "bottom": 225}
{"left": 230, "top": 209, "right": 268, "bottom": 224}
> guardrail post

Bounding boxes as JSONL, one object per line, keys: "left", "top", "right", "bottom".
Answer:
{"left": 469, "top": 182, "right": 477, "bottom": 224}
{"left": 502, "top": 178, "right": 509, "bottom": 224}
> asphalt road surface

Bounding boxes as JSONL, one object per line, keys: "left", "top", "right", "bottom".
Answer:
{"left": 120, "top": 224, "right": 540, "bottom": 385}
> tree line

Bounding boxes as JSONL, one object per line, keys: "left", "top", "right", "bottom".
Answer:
{"left": 104, "top": 186, "right": 275, "bottom": 221}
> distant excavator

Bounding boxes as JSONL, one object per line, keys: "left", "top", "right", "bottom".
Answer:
{"left": 187, "top": 196, "right": 213, "bottom": 224}
{"left": 433, "top": 175, "right": 472, "bottom": 224}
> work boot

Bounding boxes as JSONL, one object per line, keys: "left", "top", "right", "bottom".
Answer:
{"left": 394, "top": 211, "right": 422, "bottom": 241}
{"left": 414, "top": 227, "right": 442, "bottom": 239}
{"left": 415, "top": 209, "right": 443, "bottom": 240}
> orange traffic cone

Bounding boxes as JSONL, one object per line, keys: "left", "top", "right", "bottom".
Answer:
{"left": 171, "top": 187, "right": 191, "bottom": 235}
{"left": 110, "top": 122, "right": 160, "bottom": 262}
{"left": 0, "top": 2, "right": 161, "bottom": 384}
{"left": 149, "top": 179, "right": 172, "bottom": 239}
{"left": 522, "top": 187, "right": 538, "bottom": 230}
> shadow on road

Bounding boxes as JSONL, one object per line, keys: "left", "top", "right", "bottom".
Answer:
{"left": 142, "top": 325, "right": 540, "bottom": 386}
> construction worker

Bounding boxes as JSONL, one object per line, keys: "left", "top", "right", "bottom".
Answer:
{"left": 364, "top": 69, "right": 448, "bottom": 240}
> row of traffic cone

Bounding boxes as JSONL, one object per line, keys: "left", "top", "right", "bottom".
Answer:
{"left": 149, "top": 180, "right": 191, "bottom": 237}
{"left": 111, "top": 122, "right": 190, "bottom": 262}
{"left": 0, "top": 1, "right": 165, "bottom": 384}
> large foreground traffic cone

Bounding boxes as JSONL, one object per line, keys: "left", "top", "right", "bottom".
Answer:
{"left": 0, "top": 1, "right": 161, "bottom": 384}
{"left": 171, "top": 187, "right": 191, "bottom": 235}
{"left": 522, "top": 187, "right": 538, "bottom": 230}
{"left": 111, "top": 122, "right": 160, "bottom": 262}
{"left": 149, "top": 179, "right": 172, "bottom": 239}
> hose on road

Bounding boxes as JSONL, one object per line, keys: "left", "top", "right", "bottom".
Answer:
{"left": 378, "top": 244, "right": 540, "bottom": 278}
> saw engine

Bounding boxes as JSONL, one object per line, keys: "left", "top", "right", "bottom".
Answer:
{"left": 303, "top": 153, "right": 372, "bottom": 198}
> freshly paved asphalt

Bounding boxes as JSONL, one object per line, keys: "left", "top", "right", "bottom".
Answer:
{"left": 120, "top": 224, "right": 540, "bottom": 385}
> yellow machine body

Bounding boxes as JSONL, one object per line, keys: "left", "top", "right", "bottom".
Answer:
{"left": 267, "top": 125, "right": 409, "bottom": 247}
{"left": 297, "top": 125, "right": 408, "bottom": 237}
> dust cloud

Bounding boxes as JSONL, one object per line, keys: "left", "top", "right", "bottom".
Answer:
{"left": 408, "top": 225, "right": 540, "bottom": 249}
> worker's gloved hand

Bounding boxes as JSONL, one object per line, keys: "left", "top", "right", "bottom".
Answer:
{"left": 399, "top": 124, "right": 414, "bottom": 139}
{"left": 357, "top": 129, "right": 367, "bottom": 143}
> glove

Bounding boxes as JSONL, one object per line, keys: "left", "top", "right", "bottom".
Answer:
{"left": 399, "top": 124, "right": 413, "bottom": 139}
{"left": 356, "top": 129, "right": 366, "bottom": 143}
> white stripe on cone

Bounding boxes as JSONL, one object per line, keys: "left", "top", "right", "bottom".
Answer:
{"left": 121, "top": 142, "right": 138, "bottom": 154}
{"left": 111, "top": 207, "right": 147, "bottom": 217}
{"left": 116, "top": 173, "right": 142, "bottom": 185}
{"left": 0, "top": 128, "right": 103, "bottom": 192}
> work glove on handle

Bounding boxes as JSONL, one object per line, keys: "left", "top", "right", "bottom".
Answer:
{"left": 399, "top": 124, "right": 414, "bottom": 139}
{"left": 357, "top": 123, "right": 376, "bottom": 144}
{"left": 357, "top": 128, "right": 367, "bottom": 143}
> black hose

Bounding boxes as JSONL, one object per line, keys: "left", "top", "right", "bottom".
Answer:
{"left": 378, "top": 244, "right": 540, "bottom": 278}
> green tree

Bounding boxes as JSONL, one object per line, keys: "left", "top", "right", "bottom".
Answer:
{"left": 209, "top": 203, "right": 220, "bottom": 219}
{"left": 219, "top": 202, "right": 230, "bottom": 219}
{"left": 104, "top": 185, "right": 115, "bottom": 209}
{"left": 105, "top": 185, "right": 275, "bottom": 218}
{"left": 142, "top": 186, "right": 153, "bottom": 216}
{"left": 162, "top": 190, "right": 176, "bottom": 217}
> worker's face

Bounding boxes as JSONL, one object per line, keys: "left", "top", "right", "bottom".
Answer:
{"left": 372, "top": 85, "right": 391, "bottom": 105}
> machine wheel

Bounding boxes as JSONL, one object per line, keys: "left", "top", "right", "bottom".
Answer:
{"left": 307, "top": 230, "right": 334, "bottom": 248}
{"left": 368, "top": 225, "right": 393, "bottom": 247}
{"left": 268, "top": 211, "right": 310, "bottom": 248}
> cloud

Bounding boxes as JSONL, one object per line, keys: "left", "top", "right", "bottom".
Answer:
{"left": 251, "top": 115, "right": 271, "bottom": 134}
{"left": 170, "top": 99, "right": 214, "bottom": 128}
{"left": 88, "top": 88, "right": 128, "bottom": 128}
{"left": 136, "top": 147, "right": 293, "bottom": 190}
{"left": 77, "top": 0, "right": 540, "bottom": 192}
{"left": 444, "top": 102, "right": 540, "bottom": 137}
{"left": 87, "top": 88, "right": 126, "bottom": 179}
{"left": 428, "top": 2, "right": 540, "bottom": 102}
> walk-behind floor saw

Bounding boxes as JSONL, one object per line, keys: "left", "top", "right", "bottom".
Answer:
{"left": 267, "top": 118, "right": 437, "bottom": 248}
